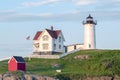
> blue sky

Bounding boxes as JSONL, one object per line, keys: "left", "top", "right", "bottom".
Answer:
{"left": 0, "top": 0, "right": 120, "bottom": 59}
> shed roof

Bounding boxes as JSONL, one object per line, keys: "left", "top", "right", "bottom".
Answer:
{"left": 13, "top": 56, "right": 25, "bottom": 63}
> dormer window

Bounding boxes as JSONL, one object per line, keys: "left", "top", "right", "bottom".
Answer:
{"left": 43, "top": 35, "right": 49, "bottom": 41}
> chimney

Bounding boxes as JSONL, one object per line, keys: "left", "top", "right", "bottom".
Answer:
{"left": 51, "top": 26, "right": 53, "bottom": 30}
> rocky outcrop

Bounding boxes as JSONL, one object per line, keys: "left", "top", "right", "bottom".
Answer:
{"left": 24, "top": 74, "right": 57, "bottom": 80}
{"left": 83, "top": 76, "right": 113, "bottom": 80}
{"left": 82, "top": 76, "right": 120, "bottom": 80}
{"left": 0, "top": 72, "right": 57, "bottom": 80}
{"left": 1, "top": 72, "right": 120, "bottom": 80}
{"left": 0, "top": 74, "right": 3, "bottom": 80}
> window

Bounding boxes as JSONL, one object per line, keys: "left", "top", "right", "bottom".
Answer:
{"left": 59, "top": 45, "right": 61, "bottom": 49}
{"left": 43, "top": 35, "right": 49, "bottom": 41}
{"left": 89, "top": 44, "right": 91, "bottom": 48}
{"left": 34, "top": 43, "right": 39, "bottom": 48}
{"left": 74, "top": 45, "right": 76, "bottom": 49}
{"left": 43, "top": 44, "right": 49, "bottom": 50}
{"left": 54, "top": 44, "right": 56, "bottom": 50}
{"left": 59, "top": 36, "right": 61, "bottom": 42}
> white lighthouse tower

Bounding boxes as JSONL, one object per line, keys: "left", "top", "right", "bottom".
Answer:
{"left": 83, "top": 14, "right": 97, "bottom": 49}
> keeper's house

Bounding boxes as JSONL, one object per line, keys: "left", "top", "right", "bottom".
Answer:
{"left": 33, "top": 26, "right": 65, "bottom": 55}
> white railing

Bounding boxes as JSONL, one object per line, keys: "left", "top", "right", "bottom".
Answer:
{"left": 59, "top": 48, "right": 80, "bottom": 58}
{"left": 28, "top": 48, "right": 80, "bottom": 59}
{"left": 29, "top": 54, "right": 60, "bottom": 59}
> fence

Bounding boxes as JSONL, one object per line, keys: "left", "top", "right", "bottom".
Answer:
{"left": 29, "top": 48, "right": 81, "bottom": 59}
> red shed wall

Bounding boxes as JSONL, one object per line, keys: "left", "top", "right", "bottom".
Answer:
{"left": 18, "top": 63, "right": 26, "bottom": 71}
{"left": 8, "top": 58, "right": 17, "bottom": 71}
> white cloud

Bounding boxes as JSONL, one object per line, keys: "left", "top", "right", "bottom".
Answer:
{"left": 114, "top": 0, "right": 120, "bottom": 2}
{"left": 22, "top": 0, "right": 61, "bottom": 7}
{"left": 0, "top": 11, "right": 55, "bottom": 22}
{"left": 0, "top": 10, "right": 16, "bottom": 15}
{"left": 0, "top": 10, "right": 120, "bottom": 22}
{"left": 73, "top": 0, "right": 96, "bottom": 5}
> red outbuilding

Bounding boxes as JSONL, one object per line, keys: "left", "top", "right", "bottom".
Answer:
{"left": 8, "top": 56, "right": 26, "bottom": 71}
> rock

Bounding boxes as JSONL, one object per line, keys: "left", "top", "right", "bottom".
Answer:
{"left": 100, "top": 76, "right": 112, "bottom": 80}
{"left": 0, "top": 74, "right": 3, "bottom": 80}
{"left": 24, "top": 74, "right": 37, "bottom": 80}
{"left": 74, "top": 55, "right": 89, "bottom": 59}
{"left": 44, "top": 76, "right": 57, "bottom": 80}
{"left": 3, "top": 74, "right": 20, "bottom": 80}
{"left": 114, "top": 76, "right": 120, "bottom": 80}
{"left": 83, "top": 76, "right": 112, "bottom": 80}
{"left": 37, "top": 76, "right": 44, "bottom": 80}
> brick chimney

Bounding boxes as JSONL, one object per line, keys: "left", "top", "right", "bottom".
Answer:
{"left": 51, "top": 26, "right": 53, "bottom": 30}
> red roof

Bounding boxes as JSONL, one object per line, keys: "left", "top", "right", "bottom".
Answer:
{"left": 46, "top": 29, "right": 61, "bottom": 39}
{"left": 33, "top": 29, "right": 61, "bottom": 40}
{"left": 33, "top": 31, "right": 42, "bottom": 40}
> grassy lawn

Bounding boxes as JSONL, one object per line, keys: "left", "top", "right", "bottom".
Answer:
{"left": 1, "top": 49, "right": 120, "bottom": 79}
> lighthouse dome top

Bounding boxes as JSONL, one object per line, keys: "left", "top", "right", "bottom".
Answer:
{"left": 87, "top": 14, "right": 93, "bottom": 19}
{"left": 83, "top": 14, "right": 97, "bottom": 25}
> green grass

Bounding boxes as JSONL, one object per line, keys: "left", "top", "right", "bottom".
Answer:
{"left": 1, "top": 49, "right": 120, "bottom": 79}
{"left": 0, "top": 60, "right": 8, "bottom": 74}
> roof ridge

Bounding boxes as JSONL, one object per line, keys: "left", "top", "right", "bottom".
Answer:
{"left": 46, "top": 29, "right": 61, "bottom": 31}
{"left": 12, "top": 56, "right": 25, "bottom": 63}
{"left": 34, "top": 29, "right": 61, "bottom": 40}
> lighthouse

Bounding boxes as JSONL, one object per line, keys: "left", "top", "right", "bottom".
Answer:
{"left": 83, "top": 14, "right": 97, "bottom": 49}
